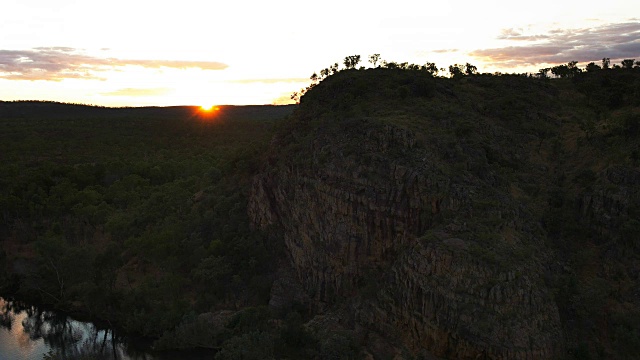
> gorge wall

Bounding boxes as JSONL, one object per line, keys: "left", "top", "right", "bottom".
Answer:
{"left": 248, "top": 68, "right": 640, "bottom": 359}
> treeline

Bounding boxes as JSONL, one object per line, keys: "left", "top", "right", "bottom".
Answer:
{"left": 292, "top": 54, "right": 640, "bottom": 102}
{"left": 536, "top": 57, "right": 640, "bottom": 78}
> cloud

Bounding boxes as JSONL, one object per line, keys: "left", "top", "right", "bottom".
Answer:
{"left": 120, "top": 59, "right": 228, "bottom": 70}
{"left": 470, "top": 21, "right": 640, "bottom": 68}
{"left": 101, "top": 88, "right": 173, "bottom": 97}
{"left": 433, "top": 49, "right": 459, "bottom": 53}
{"left": 0, "top": 47, "right": 228, "bottom": 81}
{"left": 271, "top": 93, "right": 296, "bottom": 105}
{"left": 497, "top": 28, "right": 550, "bottom": 41}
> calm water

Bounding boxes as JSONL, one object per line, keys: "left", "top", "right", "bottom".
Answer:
{"left": 0, "top": 297, "right": 155, "bottom": 360}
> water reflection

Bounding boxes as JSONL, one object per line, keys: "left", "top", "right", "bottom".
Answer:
{"left": 0, "top": 297, "right": 154, "bottom": 360}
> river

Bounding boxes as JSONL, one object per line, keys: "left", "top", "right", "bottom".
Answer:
{"left": 0, "top": 296, "right": 156, "bottom": 360}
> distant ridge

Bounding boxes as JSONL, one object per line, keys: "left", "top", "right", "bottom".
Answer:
{"left": 0, "top": 101, "right": 296, "bottom": 120}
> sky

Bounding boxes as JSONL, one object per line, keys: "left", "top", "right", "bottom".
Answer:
{"left": 1, "top": 0, "right": 639, "bottom": 107}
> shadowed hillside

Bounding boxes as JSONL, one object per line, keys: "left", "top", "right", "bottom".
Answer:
{"left": 249, "top": 67, "right": 640, "bottom": 359}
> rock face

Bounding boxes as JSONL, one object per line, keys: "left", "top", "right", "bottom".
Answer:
{"left": 248, "top": 72, "right": 564, "bottom": 359}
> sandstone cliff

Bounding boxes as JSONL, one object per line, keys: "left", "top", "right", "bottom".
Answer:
{"left": 249, "top": 68, "right": 640, "bottom": 359}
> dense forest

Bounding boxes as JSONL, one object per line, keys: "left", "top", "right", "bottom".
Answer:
{"left": 0, "top": 104, "right": 309, "bottom": 357}
{"left": 1, "top": 55, "right": 639, "bottom": 359}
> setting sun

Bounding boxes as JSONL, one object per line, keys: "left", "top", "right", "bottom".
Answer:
{"left": 200, "top": 104, "right": 219, "bottom": 112}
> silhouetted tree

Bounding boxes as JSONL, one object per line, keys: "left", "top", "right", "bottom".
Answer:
{"left": 368, "top": 54, "right": 381, "bottom": 68}
{"left": 537, "top": 68, "right": 551, "bottom": 78}
{"left": 585, "top": 62, "right": 601, "bottom": 72}
{"left": 602, "top": 57, "right": 610, "bottom": 69}
{"left": 621, "top": 59, "right": 635, "bottom": 69}
{"left": 423, "top": 62, "right": 438, "bottom": 76}
{"left": 464, "top": 63, "right": 478, "bottom": 75}
{"left": 343, "top": 55, "right": 361, "bottom": 69}
{"left": 550, "top": 62, "right": 579, "bottom": 78}
{"left": 382, "top": 61, "right": 398, "bottom": 69}
{"left": 551, "top": 64, "right": 568, "bottom": 78}
{"left": 567, "top": 61, "right": 581, "bottom": 77}
{"left": 330, "top": 63, "right": 339, "bottom": 75}
{"left": 448, "top": 64, "right": 464, "bottom": 78}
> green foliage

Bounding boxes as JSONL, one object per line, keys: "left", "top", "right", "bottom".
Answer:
{"left": 618, "top": 112, "right": 640, "bottom": 138}
{"left": 215, "top": 331, "right": 276, "bottom": 360}
{"left": 318, "top": 330, "right": 360, "bottom": 360}
{"left": 0, "top": 104, "right": 290, "bottom": 338}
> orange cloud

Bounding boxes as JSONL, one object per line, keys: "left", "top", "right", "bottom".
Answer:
{"left": 0, "top": 47, "right": 228, "bottom": 81}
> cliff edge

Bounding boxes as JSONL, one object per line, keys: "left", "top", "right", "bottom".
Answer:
{"left": 249, "top": 68, "right": 640, "bottom": 359}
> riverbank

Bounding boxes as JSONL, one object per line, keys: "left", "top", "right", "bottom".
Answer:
{"left": 0, "top": 295, "right": 219, "bottom": 360}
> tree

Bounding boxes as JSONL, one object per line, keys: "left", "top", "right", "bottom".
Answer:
{"left": 343, "top": 55, "right": 361, "bottom": 69}
{"left": 448, "top": 64, "right": 464, "bottom": 78}
{"left": 602, "top": 57, "right": 610, "bottom": 69}
{"left": 368, "top": 54, "right": 380, "bottom": 68}
{"left": 585, "top": 62, "right": 601, "bottom": 72}
{"left": 621, "top": 59, "right": 635, "bottom": 69}
{"left": 551, "top": 64, "right": 568, "bottom": 78}
{"left": 537, "top": 68, "right": 551, "bottom": 78}
{"left": 464, "top": 63, "right": 478, "bottom": 75}
{"left": 290, "top": 90, "right": 304, "bottom": 104}
{"left": 567, "top": 61, "right": 581, "bottom": 77}
{"left": 423, "top": 62, "right": 438, "bottom": 76}
{"left": 382, "top": 60, "right": 398, "bottom": 69}
{"left": 330, "top": 63, "right": 339, "bottom": 74}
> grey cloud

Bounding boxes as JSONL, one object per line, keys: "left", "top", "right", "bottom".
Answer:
{"left": 470, "top": 21, "right": 640, "bottom": 68}
{"left": 0, "top": 47, "right": 228, "bottom": 81}
{"left": 497, "top": 30, "right": 550, "bottom": 41}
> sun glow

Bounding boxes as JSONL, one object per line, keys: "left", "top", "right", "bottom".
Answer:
{"left": 200, "top": 104, "right": 219, "bottom": 111}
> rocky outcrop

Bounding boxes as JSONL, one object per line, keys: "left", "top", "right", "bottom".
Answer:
{"left": 578, "top": 166, "right": 640, "bottom": 238}
{"left": 249, "top": 106, "right": 563, "bottom": 358}
{"left": 357, "top": 239, "right": 560, "bottom": 359}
